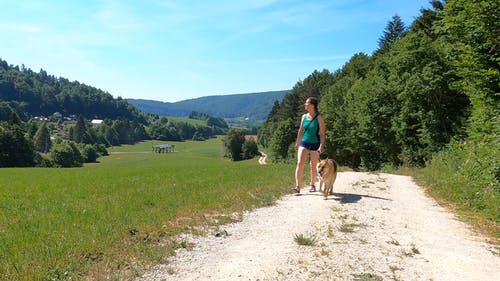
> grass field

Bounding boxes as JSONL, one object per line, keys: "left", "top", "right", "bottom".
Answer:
{"left": 0, "top": 137, "right": 295, "bottom": 280}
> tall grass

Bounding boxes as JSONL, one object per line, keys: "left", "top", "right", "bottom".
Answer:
{"left": 0, "top": 138, "right": 295, "bottom": 280}
{"left": 412, "top": 140, "right": 499, "bottom": 239}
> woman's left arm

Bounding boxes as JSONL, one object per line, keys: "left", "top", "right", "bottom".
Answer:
{"left": 318, "top": 115, "right": 326, "bottom": 153}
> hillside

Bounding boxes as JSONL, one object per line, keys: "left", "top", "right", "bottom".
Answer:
{"left": 127, "top": 90, "right": 289, "bottom": 121}
{"left": 0, "top": 58, "right": 146, "bottom": 123}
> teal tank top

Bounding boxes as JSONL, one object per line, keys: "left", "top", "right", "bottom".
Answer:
{"left": 302, "top": 114, "right": 320, "bottom": 143}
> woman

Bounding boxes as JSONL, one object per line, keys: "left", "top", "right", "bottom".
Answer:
{"left": 293, "top": 96, "right": 326, "bottom": 193}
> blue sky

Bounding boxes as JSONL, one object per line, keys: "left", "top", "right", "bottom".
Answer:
{"left": 0, "top": 0, "right": 430, "bottom": 102}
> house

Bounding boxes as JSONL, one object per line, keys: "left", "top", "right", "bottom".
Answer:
{"left": 33, "top": 116, "right": 48, "bottom": 121}
{"left": 91, "top": 119, "right": 104, "bottom": 127}
{"left": 52, "top": 112, "right": 63, "bottom": 120}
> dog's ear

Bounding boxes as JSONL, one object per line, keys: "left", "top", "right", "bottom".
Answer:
{"left": 319, "top": 152, "right": 328, "bottom": 160}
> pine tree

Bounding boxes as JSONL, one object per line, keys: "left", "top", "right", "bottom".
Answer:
{"left": 377, "top": 15, "right": 406, "bottom": 54}
{"left": 34, "top": 122, "right": 52, "bottom": 153}
{"left": 71, "top": 115, "right": 90, "bottom": 144}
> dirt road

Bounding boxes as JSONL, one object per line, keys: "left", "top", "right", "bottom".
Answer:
{"left": 138, "top": 172, "right": 499, "bottom": 281}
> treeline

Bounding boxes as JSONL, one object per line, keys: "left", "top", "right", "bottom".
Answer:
{"left": 0, "top": 111, "right": 228, "bottom": 167}
{"left": 0, "top": 113, "right": 107, "bottom": 167}
{"left": 149, "top": 112, "right": 228, "bottom": 142}
{"left": 127, "top": 90, "right": 288, "bottom": 121}
{"left": 222, "top": 128, "right": 260, "bottom": 161}
{"left": 0, "top": 59, "right": 146, "bottom": 123}
{"left": 260, "top": 0, "right": 497, "bottom": 167}
{"left": 258, "top": 0, "right": 498, "bottom": 217}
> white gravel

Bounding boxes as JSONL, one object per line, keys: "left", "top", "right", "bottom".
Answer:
{"left": 137, "top": 172, "right": 500, "bottom": 281}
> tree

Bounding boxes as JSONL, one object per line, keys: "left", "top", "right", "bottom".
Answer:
{"left": 387, "top": 4, "right": 469, "bottom": 165}
{"left": 10, "top": 111, "right": 22, "bottom": 125}
{"left": 259, "top": 69, "right": 336, "bottom": 161}
{"left": 192, "top": 131, "right": 205, "bottom": 141}
{"left": 439, "top": 0, "right": 499, "bottom": 138}
{"left": 81, "top": 144, "right": 99, "bottom": 163}
{"left": 0, "top": 102, "right": 14, "bottom": 121}
{"left": 223, "top": 128, "right": 246, "bottom": 161}
{"left": 424, "top": 0, "right": 500, "bottom": 213}
{"left": 70, "top": 115, "right": 92, "bottom": 144}
{"left": 0, "top": 122, "right": 35, "bottom": 167}
{"left": 51, "top": 141, "right": 84, "bottom": 167}
{"left": 112, "top": 119, "right": 133, "bottom": 144}
{"left": 269, "top": 118, "right": 295, "bottom": 161}
{"left": 98, "top": 124, "right": 119, "bottom": 146}
{"left": 33, "top": 122, "right": 52, "bottom": 153}
{"left": 242, "top": 138, "right": 259, "bottom": 160}
{"left": 26, "top": 120, "right": 39, "bottom": 139}
{"left": 320, "top": 54, "right": 372, "bottom": 168}
{"left": 377, "top": 15, "right": 406, "bottom": 54}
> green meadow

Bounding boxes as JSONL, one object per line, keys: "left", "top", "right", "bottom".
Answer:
{"left": 0, "top": 137, "right": 295, "bottom": 280}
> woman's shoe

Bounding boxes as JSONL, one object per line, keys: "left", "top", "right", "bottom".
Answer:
{"left": 309, "top": 185, "right": 316, "bottom": 192}
{"left": 291, "top": 186, "right": 300, "bottom": 193}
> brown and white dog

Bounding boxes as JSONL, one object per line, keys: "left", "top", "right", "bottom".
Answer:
{"left": 317, "top": 158, "right": 338, "bottom": 199}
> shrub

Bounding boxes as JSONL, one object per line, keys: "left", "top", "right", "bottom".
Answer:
{"left": 241, "top": 139, "right": 259, "bottom": 160}
{"left": 82, "top": 144, "right": 99, "bottom": 163}
{"left": 94, "top": 143, "right": 109, "bottom": 156}
{"left": 417, "top": 139, "right": 499, "bottom": 223}
{"left": 51, "top": 141, "right": 84, "bottom": 167}
{"left": 192, "top": 131, "right": 206, "bottom": 141}
{"left": 222, "top": 128, "right": 246, "bottom": 161}
{"left": 34, "top": 153, "right": 55, "bottom": 167}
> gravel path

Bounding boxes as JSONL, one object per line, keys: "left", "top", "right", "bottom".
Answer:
{"left": 137, "top": 172, "right": 499, "bottom": 281}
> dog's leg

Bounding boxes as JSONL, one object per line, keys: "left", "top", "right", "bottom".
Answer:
{"left": 321, "top": 180, "right": 328, "bottom": 195}
{"left": 330, "top": 173, "right": 337, "bottom": 195}
{"left": 323, "top": 180, "right": 331, "bottom": 199}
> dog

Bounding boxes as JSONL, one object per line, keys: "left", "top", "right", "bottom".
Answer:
{"left": 317, "top": 158, "right": 338, "bottom": 199}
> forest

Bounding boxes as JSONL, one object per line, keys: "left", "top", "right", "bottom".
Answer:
{"left": 0, "top": 61, "right": 229, "bottom": 167}
{"left": 258, "top": 1, "right": 498, "bottom": 220}
{"left": 127, "top": 90, "right": 288, "bottom": 121}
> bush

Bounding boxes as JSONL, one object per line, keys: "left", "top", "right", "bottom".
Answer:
{"left": 94, "top": 143, "right": 109, "bottom": 156}
{"left": 0, "top": 122, "right": 36, "bottom": 167}
{"left": 416, "top": 139, "right": 499, "bottom": 223}
{"left": 222, "top": 128, "right": 246, "bottom": 161}
{"left": 242, "top": 139, "right": 259, "bottom": 160}
{"left": 192, "top": 131, "right": 206, "bottom": 141}
{"left": 51, "top": 141, "right": 84, "bottom": 168}
{"left": 268, "top": 119, "right": 295, "bottom": 162}
{"left": 81, "top": 144, "right": 99, "bottom": 163}
{"left": 34, "top": 153, "right": 55, "bottom": 167}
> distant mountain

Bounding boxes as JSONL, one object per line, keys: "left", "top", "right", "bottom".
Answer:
{"left": 127, "top": 90, "right": 289, "bottom": 121}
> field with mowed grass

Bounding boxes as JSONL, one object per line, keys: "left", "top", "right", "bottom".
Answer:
{"left": 0, "top": 137, "right": 295, "bottom": 280}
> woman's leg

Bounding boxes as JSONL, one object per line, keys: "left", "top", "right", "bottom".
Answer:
{"left": 309, "top": 150, "right": 320, "bottom": 187}
{"left": 295, "top": 146, "right": 308, "bottom": 189}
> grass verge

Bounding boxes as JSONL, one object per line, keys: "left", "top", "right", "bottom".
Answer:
{"left": 0, "top": 138, "right": 295, "bottom": 280}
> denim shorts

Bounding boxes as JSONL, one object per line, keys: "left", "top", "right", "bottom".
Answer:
{"left": 299, "top": 141, "right": 320, "bottom": 151}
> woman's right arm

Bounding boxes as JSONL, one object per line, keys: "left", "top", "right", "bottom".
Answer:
{"left": 295, "top": 115, "right": 304, "bottom": 150}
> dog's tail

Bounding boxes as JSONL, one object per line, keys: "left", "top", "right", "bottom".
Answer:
{"left": 331, "top": 159, "right": 338, "bottom": 173}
